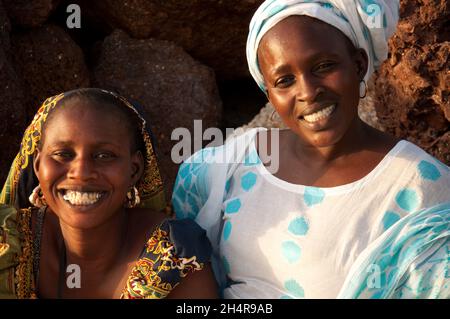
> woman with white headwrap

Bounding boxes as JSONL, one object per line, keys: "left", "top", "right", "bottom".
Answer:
{"left": 172, "top": 0, "right": 450, "bottom": 299}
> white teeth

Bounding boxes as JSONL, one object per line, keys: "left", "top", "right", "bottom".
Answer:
{"left": 303, "top": 104, "right": 336, "bottom": 123}
{"left": 62, "top": 190, "right": 103, "bottom": 206}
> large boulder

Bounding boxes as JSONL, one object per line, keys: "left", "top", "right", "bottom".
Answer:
{"left": 11, "top": 24, "right": 90, "bottom": 118}
{"left": 0, "top": 3, "right": 26, "bottom": 184}
{"left": 86, "top": 0, "right": 264, "bottom": 79}
{"left": 0, "top": 0, "right": 10, "bottom": 54}
{"left": 2, "top": 0, "right": 60, "bottom": 28}
{"left": 0, "top": 50, "right": 27, "bottom": 185}
{"left": 94, "top": 30, "right": 222, "bottom": 198}
{"left": 374, "top": 0, "right": 450, "bottom": 163}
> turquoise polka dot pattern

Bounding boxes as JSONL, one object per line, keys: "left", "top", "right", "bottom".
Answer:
{"left": 382, "top": 211, "right": 401, "bottom": 230}
{"left": 284, "top": 279, "right": 305, "bottom": 298}
{"left": 244, "top": 150, "right": 261, "bottom": 166}
{"left": 172, "top": 148, "right": 216, "bottom": 220}
{"left": 241, "top": 172, "right": 257, "bottom": 191}
{"left": 288, "top": 217, "right": 309, "bottom": 236}
{"left": 223, "top": 221, "right": 232, "bottom": 241}
{"left": 225, "top": 198, "right": 241, "bottom": 214}
{"left": 282, "top": 241, "right": 302, "bottom": 264}
{"left": 418, "top": 160, "right": 441, "bottom": 181}
{"left": 395, "top": 188, "right": 419, "bottom": 212}
{"left": 304, "top": 187, "right": 325, "bottom": 207}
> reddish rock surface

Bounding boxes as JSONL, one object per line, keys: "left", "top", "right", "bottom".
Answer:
{"left": 94, "top": 30, "right": 222, "bottom": 198}
{"left": 374, "top": 0, "right": 450, "bottom": 163}
{"left": 85, "top": 0, "right": 264, "bottom": 79}
{"left": 2, "top": 0, "right": 60, "bottom": 28}
{"left": 11, "top": 24, "right": 90, "bottom": 119}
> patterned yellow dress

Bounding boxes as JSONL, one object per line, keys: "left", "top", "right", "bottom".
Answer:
{"left": 0, "top": 204, "right": 212, "bottom": 299}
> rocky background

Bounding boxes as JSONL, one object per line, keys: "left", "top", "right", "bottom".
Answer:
{"left": 0, "top": 0, "right": 448, "bottom": 200}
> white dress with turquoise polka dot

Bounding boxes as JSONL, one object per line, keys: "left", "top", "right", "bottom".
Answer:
{"left": 172, "top": 128, "right": 450, "bottom": 299}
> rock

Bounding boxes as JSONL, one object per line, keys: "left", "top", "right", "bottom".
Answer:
{"left": 373, "top": 0, "right": 450, "bottom": 164}
{"left": 11, "top": 24, "right": 90, "bottom": 118}
{"left": 93, "top": 30, "right": 222, "bottom": 199}
{"left": 87, "top": 0, "right": 264, "bottom": 79}
{"left": 0, "top": 0, "right": 10, "bottom": 54}
{"left": 0, "top": 1, "right": 26, "bottom": 184}
{"left": 2, "top": 0, "right": 60, "bottom": 28}
{"left": 0, "top": 48, "right": 27, "bottom": 185}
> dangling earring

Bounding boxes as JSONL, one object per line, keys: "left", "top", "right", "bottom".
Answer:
{"left": 359, "top": 80, "right": 367, "bottom": 99}
{"left": 29, "top": 185, "right": 47, "bottom": 208}
{"left": 270, "top": 109, "right": 277, "bottom": 121}
{"left": 125, "top": 186, "right": 140, "bottom": 208}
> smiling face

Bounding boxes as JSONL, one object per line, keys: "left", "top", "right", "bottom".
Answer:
{"left": 33, "top": 98, "right": 144, "bottom": 230}
{"left": 257, "top": 15, "right": 368, "bottom": 148}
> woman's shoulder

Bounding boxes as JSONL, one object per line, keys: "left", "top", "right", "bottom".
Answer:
{"left": 395, "top": 139, "right": 450, "bottom": 172}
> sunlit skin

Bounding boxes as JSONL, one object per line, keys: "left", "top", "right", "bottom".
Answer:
{"left": 256, "top": 16, "right": 399, "bottom": 187}
{"left": 32, "top": 99, "right": 217, "bottom": 298}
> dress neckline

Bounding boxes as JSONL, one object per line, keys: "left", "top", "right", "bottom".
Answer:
{"left": 252, "top": 128, "right": 408, "bottom": 195}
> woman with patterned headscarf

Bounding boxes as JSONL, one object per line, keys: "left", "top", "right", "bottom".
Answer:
{"left": 0, "top": 88, "right": 217, "bottom": 298}
{"left": 172, "top": 0, "right": 450, "bottom": 298}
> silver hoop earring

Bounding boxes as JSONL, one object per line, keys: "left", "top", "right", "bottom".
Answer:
{"left": 359, "top": 80, "right": 367, "bottom": 99}
{"left": 29, "top": 185, "right": 47, "bottom": 208}
{"left": 125, "top": 186, "right": 140, "bottom": 208}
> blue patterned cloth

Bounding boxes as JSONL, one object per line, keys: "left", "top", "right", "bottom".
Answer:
{"left": 172, "top": 129, "right": 450, "bottom": 299}
{"left": 246, "top": 0, "right": 400, "bottom": 91}
{"left": 337, "top": 202, "right": 450, "bottom": 298}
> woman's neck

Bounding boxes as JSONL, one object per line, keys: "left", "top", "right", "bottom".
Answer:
{"left": 292, "top": 117, "right": 375, "bottom": 164}
{"left": 58, "top": 210, "right": 129, "bottom": 276}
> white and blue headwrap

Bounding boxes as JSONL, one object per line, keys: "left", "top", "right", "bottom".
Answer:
{"left": 246, "top": 0, "right": 400, "bottom": 92}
